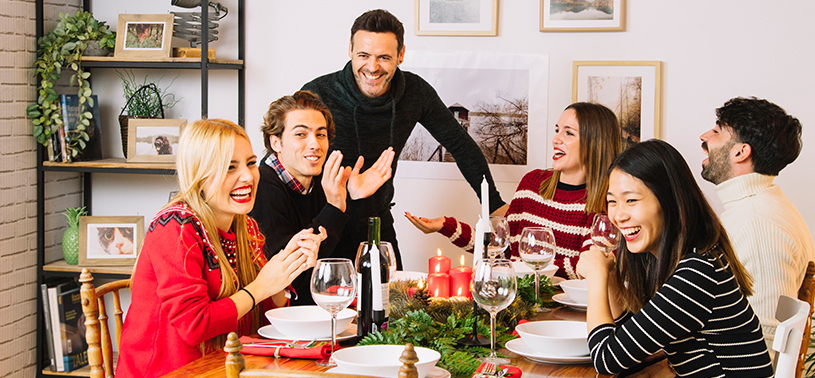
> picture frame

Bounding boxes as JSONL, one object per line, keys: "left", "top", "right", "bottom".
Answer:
{"left": 78, "top": 216, "right": 144, "bottom": 267}
{"left": 114, "top": 14, "right": 174, "bottom": 59}
{"left": 540, "top": 0, "right": 625, "bottom": 32}
{"left": 415, "top": 0, "right": 498, "bottom": 36}
{"left": 126, "top": 118, "right": 187, "bottom": 163}
{"left": 572, "top": 60, "right": 662, "bottom": 147}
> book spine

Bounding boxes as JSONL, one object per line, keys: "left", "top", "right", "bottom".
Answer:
{"left": 48, "top": 286, "right": 64, "bottom": 372}
{"left": 59, "top": 288, "right": 88, "bottom": 372}
{"left": 40, "top": 284, "right": 57, "bottom": 372}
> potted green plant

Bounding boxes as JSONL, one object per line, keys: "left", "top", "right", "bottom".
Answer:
{"left": 26, "top": 11, "right": 114, "bottom": 161}
{"left": 117, "top": 69, "right": 181, "bottom": 157}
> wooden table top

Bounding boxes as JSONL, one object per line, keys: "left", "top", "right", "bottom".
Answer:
{"left": 162, "top": 306, "right": 611, "bottom": 378}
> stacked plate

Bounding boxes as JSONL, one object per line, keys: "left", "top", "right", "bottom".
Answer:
{"left": 511, "top": 321, "right": 591, "bottom": 364}
{"left": 553, "top": 279, "right": 588, "bottom": 311}
{"left": 263, "top": 306, "right": 356, "bottom": 340}
{"left": 330, "top": 345, "right": 443, "bottom": 377}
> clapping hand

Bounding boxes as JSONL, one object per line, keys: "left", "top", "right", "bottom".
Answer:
{"left": 321, "top": 150, "right": 351, "bottom": 212}
{"left": 255, "top": 227, "right": 325, "bottom": 300}
{"left": 347, "top": 147, "right": 394, "bottom": 200}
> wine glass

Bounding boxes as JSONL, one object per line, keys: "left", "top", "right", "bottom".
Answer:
{"left": 518, "top": 227, "right": 556, "bottom": 312}
{"left": 591, "top": 214, "right": 621, "bottom": 254}
{"left": 471, "top": 258, "right": 517, "bottom": 364}
{"left": 310, "top": 258, "right": 357, "bottom": 367}
{"left": 488, "top": 216, "right": 510, "bottom": 259}
{"left": 358, "top": 241, "right": 397, "bottom": 278}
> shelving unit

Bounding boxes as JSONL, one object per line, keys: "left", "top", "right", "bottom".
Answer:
{"left": 34, "top": 1, "right": 245, "bottom": 376}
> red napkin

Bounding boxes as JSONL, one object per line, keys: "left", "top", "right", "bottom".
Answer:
{"left": 236, "top": 336, "right": 335, "bottom": 360}
{"left": 473, "top": 362, "right": 522, "bottom": 377}
{"left": 511, "top": 319, "right": 530, "bottom": 336}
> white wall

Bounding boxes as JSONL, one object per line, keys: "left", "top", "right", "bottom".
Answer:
{"left": 92, "top": 1, "right": 815, "bottom": 272}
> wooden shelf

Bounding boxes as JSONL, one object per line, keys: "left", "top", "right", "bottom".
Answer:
{"left": 43, "top": 260, "right": 133, "bottom": 276}
{"left": 80, "top": 56, "right": 243, "bottom": 70}
{"left": 42, "top": 158, "right": 176, "bottom": 174}
{"left": 42, "top": 353, "right": 117, "bottom": 377}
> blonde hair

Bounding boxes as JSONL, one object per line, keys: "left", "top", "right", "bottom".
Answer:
{"left": 162, "top": 119, "right": 264, "bottom": 352}
{"left": 539, "top": 103, "right": 622, "bottom": 214}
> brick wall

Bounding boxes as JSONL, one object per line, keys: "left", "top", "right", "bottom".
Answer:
{"left": 0, "top": 0, "right": 80, "bottom": 376}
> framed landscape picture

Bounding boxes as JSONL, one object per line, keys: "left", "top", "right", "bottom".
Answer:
{"left": 572, "top": 60, "right": 662, "bottom": 149}
{"left": 126, "top": 118, "right": 186, "bottom": 163}
{"left": 78, "top": 216, "right": 144, "bottom": 266}
{"left": 114, "top": 14, "right": 174, "bottom": 59}
{"left": 541, "top": 0, "right": 625, "bottom": 32}
{"left": 415, "top": 0, "right": 499, "bottom": 36}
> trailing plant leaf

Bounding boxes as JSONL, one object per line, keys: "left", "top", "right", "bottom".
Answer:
{"left": 118, "top": 69, "right": 181, "bottom": 118}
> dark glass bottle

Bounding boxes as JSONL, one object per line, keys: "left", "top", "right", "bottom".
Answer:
{"left": 355, "top": 217, "right": 390, "bottom": 338}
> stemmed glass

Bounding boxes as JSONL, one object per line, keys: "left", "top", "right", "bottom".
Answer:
{"left": 310, "top": 258, "right": 357, "bottom": 367}
{"left": 358, "top": 241, "right": 397, "bottom": 277}
{"left": 591, "top": 214, "right": 621, "bottom": 254}
{"left": 488, "top": 216, "right": 510, "bottom": 259}
{"left": 518, "top": 227, "right": 556, "bottom": 312}
{"left": 471, "top": 258, "right": 517, "bottom": 364}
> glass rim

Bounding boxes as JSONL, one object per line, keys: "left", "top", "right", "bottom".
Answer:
{"left": 316, "top": 258, "right": 353, "bottom": 264}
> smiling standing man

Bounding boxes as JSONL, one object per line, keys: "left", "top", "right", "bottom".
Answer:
{"left": 302, "top": 9, "right": 505, "bottom": 269}
{"left": 700, "top": 96, "right": 815, "bottom": 346}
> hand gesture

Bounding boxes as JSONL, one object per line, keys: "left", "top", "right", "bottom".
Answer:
{"left": 321, "top": 151, "right": 351, "bottom": 212}
{"left": 253, "top": 227, "right": 325, "bottom": 300}
{"left": 347, "top": 147, "right": 394, "bottom": 200}
{"left": 575, "top": 245, "right": 616, "bottom": 280}
{"left": 405, "top": 212, "right": 444, "bottom": 234}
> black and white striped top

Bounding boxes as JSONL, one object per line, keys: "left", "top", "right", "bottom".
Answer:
{"left": 588, "top": 253, "right": 774, "bottom": 377}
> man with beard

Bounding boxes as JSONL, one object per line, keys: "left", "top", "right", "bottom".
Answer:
{"left": 301, "top": 9, "right": 505, "bottom": 268}
{"left": 700, "top": 96, "right": 815, "bottom": 347}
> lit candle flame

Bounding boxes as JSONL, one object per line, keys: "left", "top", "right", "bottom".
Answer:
{"left": 418, "top": 279, "right": 424, "bottom": 289}
{"left": 437, "top": 248, "right": 442, "bottom": 257}
{"left": 460, "top": 255, "right": 465, "bottom": 266}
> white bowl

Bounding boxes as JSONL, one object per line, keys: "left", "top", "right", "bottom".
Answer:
{"left": 515, "top": 321, "right": 589, "bottom": 357}
{"left": 264, "top": 306, "right": 355, "bottom": 340}
{"left": 332, "top": 345, "right": 440, "bottom": 378}
{"left": 560, "top": 279, "right": 588, "bottom": 305}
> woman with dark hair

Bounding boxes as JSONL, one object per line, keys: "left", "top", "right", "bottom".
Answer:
{"left": 577, "top": 139, "right": 773, "bottom": 377}
{"left": 407, "top": 102, "right": 622, "bottom": 279}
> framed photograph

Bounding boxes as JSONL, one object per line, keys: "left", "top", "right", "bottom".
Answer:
{"left": 572, "top": 60, "right": 662, "bottom": 148}
{"left": 78, "top": 216, "right": 144, "bottom": 266}
{"left": 415, "top": 0, "right": 498, "bottom": 36}
{"left": 126, "top": 118, "right": 187, "bottom": 163}
{"left": 541, "top": 0, "right": 625, "bottom": 32}
{"left": 114, "top": 14, "right": 174, "bottom": 59}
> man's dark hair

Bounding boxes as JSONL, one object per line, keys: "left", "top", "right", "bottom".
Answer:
{"left": 351, "top": 9, "right": 404, "bottom": 53}
{"left": 716, "top": 97, "right": 802, "bottom": 176}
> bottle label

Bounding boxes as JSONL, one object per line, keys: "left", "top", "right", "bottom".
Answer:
{"left": 381, "top": 283, "right": 390, "bottom": 317}
{"left": 370, "top": 244, "right": 383, "bottom": 310}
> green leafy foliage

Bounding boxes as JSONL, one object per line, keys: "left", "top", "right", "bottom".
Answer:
{"left": 63, "top": 206, "right": 87, "bottom": 228}
{"left": 118, "top": 69, "right": 180, "bottom": 118}
{"left": 516, "top": 272, "right": 559, "bottom": 308}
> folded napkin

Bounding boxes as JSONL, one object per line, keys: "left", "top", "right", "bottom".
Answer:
{"left": 473, "top": 362, "right": 522, "bottom": 378}
{"left": 510, "top": 319, "right": 530, "bottom": 336}
{"left": 237, "top": 336, "right": 335, "bottom": 360}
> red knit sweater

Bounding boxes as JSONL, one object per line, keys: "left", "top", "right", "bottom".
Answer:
{"left": 116, "top": 203, "right": 274, "bottom": 377}
{"left": 439, "top": 169, "right": 594, "bottom": 279}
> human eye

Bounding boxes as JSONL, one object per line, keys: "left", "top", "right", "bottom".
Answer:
{"left": 566, "top": 130, "right": 575, "bottom": 136}
{"left": 317, "top": 132, "right": 327, "bottom": 138}
{"left": 626, "top": 198, "right": 639, "bottom": 204}
{"left": 606, "top": 198, "right": 617, "bottom": 206}
{"left": 294, "top": 132, "right": 306, "bottom": 138}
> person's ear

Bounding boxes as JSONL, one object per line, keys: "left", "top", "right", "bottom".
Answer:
{"left": 270, "top": 135, "right": 283, "bottom": 154}
{"left": 732, "top": 142, "right": 752, "bottom": 163}
{"left": 397, "top": 45, "right": 405, "bottom": 65}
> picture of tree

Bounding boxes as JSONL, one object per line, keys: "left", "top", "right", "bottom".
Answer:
{"left": 550, "top": 0, "right": 614, "bottom": 20}
{"left": 587, "top": 75, "right": 641, "bottom": 149}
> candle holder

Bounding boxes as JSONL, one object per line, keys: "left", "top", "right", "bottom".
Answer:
{"left": 457, "top": 299, "right": 491, "bottom": 346}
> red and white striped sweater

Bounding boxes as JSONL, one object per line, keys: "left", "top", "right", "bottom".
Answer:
{"left": 439, "top": 169, "right": 594, "bottom": 279}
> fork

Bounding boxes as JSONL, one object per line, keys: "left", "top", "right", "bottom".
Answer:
{"left": 244, "top": 339, "right": 316, "bottom": 349}
{"left": 477, "top": 362, "right": 497, "bottom": 377}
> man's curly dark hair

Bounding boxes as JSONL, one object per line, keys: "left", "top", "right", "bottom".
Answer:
{"left": 715, "top": 97, "right": 802, "bottom": 176}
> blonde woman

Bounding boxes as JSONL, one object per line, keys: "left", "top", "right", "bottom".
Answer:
{"left": 117, "top": 119, "right": 324, "bottom": 377}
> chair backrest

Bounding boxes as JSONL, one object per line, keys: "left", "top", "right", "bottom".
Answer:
{"left": 224, "top": 332, "right": 420, "bottom": 378}
{"left": 773, "top": 295, "right": 812, "bottom": 377}
{"left": 79, "top": 269, "right": 131, "bottom": 378}
{"left": 795, "top": 261, "right": 815, "bottom": 378}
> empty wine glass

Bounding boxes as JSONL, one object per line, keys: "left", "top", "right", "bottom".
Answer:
{"left": 471, "top": 258, "right": 516, "bottom": 364}
{"left": 488, "top": 216, "right": 510, "bottom": 259}
{"left": 358, "top": 241, "right": 397, "bottom": 278}
{"left": 310, "top": 258, "right": 357, "bottom": 367}
{"left": 591, "top": 213, "right": 620, "bottom": 254}
{"left": 518, "top": 227, "right": 556, "bottom": 312}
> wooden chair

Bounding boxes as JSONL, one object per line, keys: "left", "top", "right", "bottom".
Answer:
{"left": 795, "top": 261, "right": 815, "bottom": 378}
{"left": 773, "top": 295, "right": 811, "bottom": 377}
{"left": 224, "top": 332, "right": 420, "bottom": 378}
{"left": 79, "top": 269, "right": 131, "bottom": 378}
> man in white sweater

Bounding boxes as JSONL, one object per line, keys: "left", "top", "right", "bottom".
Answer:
{"left": 700, "top": 96, "right": 815, "bottom": 346}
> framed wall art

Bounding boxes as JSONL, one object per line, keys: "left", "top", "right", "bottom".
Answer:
{"left": 541, "top": 0, "right": 625, "bottom": 32}
{"left": 415, "top": 0, "right": 499, "bottom": 36}
{"left": 126, "top": 118, "right": 187, "bottom": 163}
{"left": 572, "top": 60, "right": 662, "bottom": 148}
{"left": 78, "top": 216, "right": 144, "bottom": 266}
{"left": 114, "top": 14, "right": 174, "bottom": 59}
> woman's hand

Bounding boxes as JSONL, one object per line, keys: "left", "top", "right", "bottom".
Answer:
{"left": 404, "top": 212, "right": 444, "bottom": 234}
{"left": 249, "top": 227, "right": 325, "bottom": 302}
{"left": 575, "top": 245, "right": 616, "bottom": 279}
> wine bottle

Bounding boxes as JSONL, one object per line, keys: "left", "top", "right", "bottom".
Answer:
{"left": 355, "top": 217, "right": 390, "bottom": 338}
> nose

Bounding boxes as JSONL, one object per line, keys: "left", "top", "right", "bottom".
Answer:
{"left": 552, "top": 131, "right": 563, "bottom": 145}
{"left": 306, "top": 134, "right": 321, "bottom": 150}
{"left": 700, "top": 129, "right": 712, "bottom": 142}
{"left": 611, "top": 205, "right": 628, "bottom": 225}
{"left": 366, "top": 57, "right": 380, "bottom": 73}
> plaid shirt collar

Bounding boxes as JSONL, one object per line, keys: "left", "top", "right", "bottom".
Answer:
{"left": 264, "top": 153, "right": 309, "bottom": 195}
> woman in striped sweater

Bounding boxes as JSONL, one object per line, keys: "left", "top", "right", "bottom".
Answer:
{"left": 406, "top": 102, "right": 622, "bottom": 279}
{"left": 577, "top": 139, "right": 773, "bottom": 377}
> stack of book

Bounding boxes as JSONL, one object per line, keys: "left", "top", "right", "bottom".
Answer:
{"left": 41, "top": 278, "right": 89, "bottom": 372}
{"left": 49, "top": 94, "right": 103, "bottom": 163}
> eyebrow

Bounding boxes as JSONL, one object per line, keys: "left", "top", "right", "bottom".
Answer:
{"left": 290, "top": 124, "right": 327, "bottom": 131}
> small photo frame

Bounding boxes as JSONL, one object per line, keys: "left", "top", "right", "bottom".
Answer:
{"left": 78, "top": 216, "right": 144, "bottom": 267}
{"left": 127, "top": 118, "right": 187, "bottom": 163}
{"left": 415, "top": 0, "right": 498, "bottom": 36}
{"left": 572, "top": 60, "right": 662, "bottom": 148}
{"left": 114, "top": 14, "right": 174, "bottom": 59}
{"left": 541, "top": 0, "right": 625, "bottom": 32}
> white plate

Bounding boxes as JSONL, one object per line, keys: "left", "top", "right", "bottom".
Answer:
{"left": 327, "top": 366, "right": 450, "bottom": 378}
{"left": 258, "top": 321, "right": 357, "bottom": 341}
{"left": 391, "top": 270, "right": 428, "bottom": 281}
{"left": 552, "top": 293, "right": 587, "bottom": 311}
{"left": 506, "top": 338, "right": 592, "bottom": 364}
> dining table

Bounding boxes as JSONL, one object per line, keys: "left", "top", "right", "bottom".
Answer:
{"left": 161, "top": 305, "right": 613, "bottom": 378}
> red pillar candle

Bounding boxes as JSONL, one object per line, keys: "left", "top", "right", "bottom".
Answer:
{"left": 408, "top": 278, "right": 425, "bottom": 298}
{"left": 428, "top": 249, "right": 451, "bottom": 275}
{"left": 449, "top": 255, "right": 473, "bottom": 298}
{"left": 427, "top": 265, "right": 450, "bottom": 298}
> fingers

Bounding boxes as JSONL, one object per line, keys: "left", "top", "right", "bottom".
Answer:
{"left": 351, "top": 156, "right": 364, "bottom": 176}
